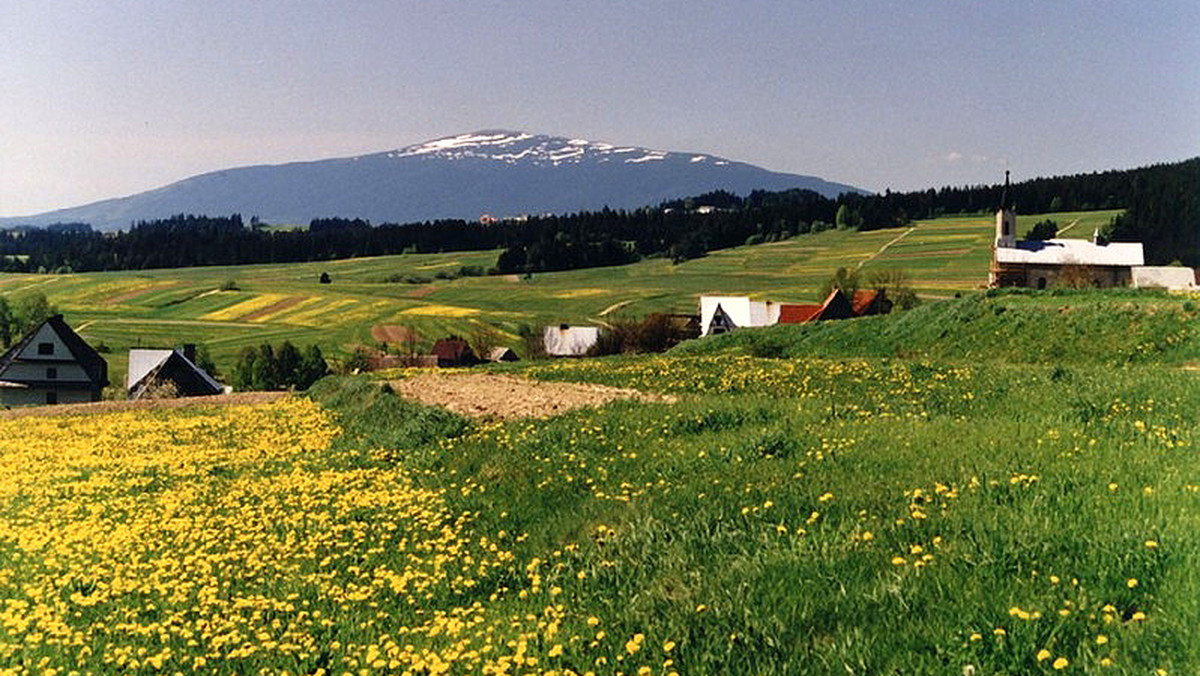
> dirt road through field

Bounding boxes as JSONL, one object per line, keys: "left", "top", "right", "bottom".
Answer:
{"left": 388, "top": 373, "right": 671, "bottom": 420}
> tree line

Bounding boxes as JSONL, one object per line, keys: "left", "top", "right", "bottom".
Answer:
{"left": 0, "top": 156, "right": 1194, "bottom": 272}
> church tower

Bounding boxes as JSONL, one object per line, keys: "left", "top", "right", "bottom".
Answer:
{"left": 994, "top": 170, "right": 1016, "bottom": 248}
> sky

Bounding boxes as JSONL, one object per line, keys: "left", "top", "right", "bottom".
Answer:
{"left": 1, "top": 0, "right": 1197, "bottom": 216}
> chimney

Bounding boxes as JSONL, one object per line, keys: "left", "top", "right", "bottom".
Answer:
{"left": 182, "top": 343, "right": 197, "bottom": 362}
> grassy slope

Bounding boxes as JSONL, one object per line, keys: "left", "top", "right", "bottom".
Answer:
{"left": 313, "top": 351, "right": 1200, "bottom": 674}
{"left": 0, "top": 210, "right": 1118, "bottom": 386}
{"left": 674, "top": 288, "right": 1200, "bottom": 366}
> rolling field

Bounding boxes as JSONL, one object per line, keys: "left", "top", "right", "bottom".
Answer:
{"left": 0, "top": 210, "right": 1119, "bottom": 387}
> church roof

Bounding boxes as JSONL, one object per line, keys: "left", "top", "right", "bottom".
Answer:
{"left": 994, "top": 239, "right": 1144, "bottom": 267}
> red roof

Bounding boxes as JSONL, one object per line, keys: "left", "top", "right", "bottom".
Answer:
{"left": 778, "top": 304, "right": 823, "bottom": 324}
{"left": 852, "top": 289, "right": 880, "bottom": 315}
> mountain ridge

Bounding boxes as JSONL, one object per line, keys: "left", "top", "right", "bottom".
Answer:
{"left": 1, "top": 130, "right": 866, "bottom": 231}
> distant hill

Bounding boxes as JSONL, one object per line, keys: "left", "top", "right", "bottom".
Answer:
{"left": 0, "top": 131, "right": 865, "bottom": 231}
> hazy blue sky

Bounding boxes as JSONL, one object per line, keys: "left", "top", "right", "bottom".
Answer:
{"left": 2, "top": 1, "right": 1197, "bottom": 216}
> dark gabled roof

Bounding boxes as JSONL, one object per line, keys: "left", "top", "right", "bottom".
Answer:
{"left": 778, "top": 289, "right": 856, "bottom": 324}
{"left": 128, "top": 349, "right": 223, "bottom": 399}
{"left": 0, "top": 315, "right": 108, "bottom": 387}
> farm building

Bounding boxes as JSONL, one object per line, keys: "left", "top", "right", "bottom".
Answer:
{"left": 127, "top": 345, "right": 224, "bottom": 400}
{"left": 1132, "top": 266, "right": 1199, "bottom": 291}
{"left": 988, "top": 172, "right": 1144, "bottom": 289}
{"left": 431, "top": 337, "right": 478, "bottom": 367}
{"left": 776, "top": 289, "right": 856, "bottom": 325}
{"left": 544, "top": 325, "right": 600, "bottom": 356}
{"left": 699, "top": 296, "right": 779, "bottom": 336}
{"left": 700, "top": 289, "right": 882, "bottom": 336}
{"left": 851, "top": 289, "right": 893, "bottom": 316}
{"left": 488, "top": 347, "right": 519, "bottom": 362}
{"left": 0, "top": 315, "right": 108, "bottom": 406}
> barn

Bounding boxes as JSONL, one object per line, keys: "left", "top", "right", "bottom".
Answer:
{"left": 127, "top": 346, "right": 224, "bottom": 400}
{"left": 543, "top": 325, "right": 600, "bottom": 357}
{"left": 431, "top": 337, "right": 479, "bottom": 367}
{"left": 0, "top": 315, "right": 108, "bottom": 406}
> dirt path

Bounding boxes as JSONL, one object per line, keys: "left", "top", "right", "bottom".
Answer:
{"left": 1053, "top": 217, "right": 1084, "bottom": 237}
{"left": 598, "top": 300, "right": 633, "bottom": 316}
{"left": 388, "top": 373, "right": 672, "bottom": 420}
{"left": 0, "top": 392, "right": 290, "bottom": 419}
{"left": 856, "top": 226, "right": 916, "bottom": 270}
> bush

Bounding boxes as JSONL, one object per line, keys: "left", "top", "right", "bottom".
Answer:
{"left": 1026, "top": 219, "right": 1058, "bottom": 241}
{"left": 219, "top": 279, "right": 239, "bottom": 291}
{"left": 233, "top": 341, "right": 328, "bottom": 391}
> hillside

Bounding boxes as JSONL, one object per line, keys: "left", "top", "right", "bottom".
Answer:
{"left": 674, "top": 289, "right": 1200, "bottom": 366}
{"left": 0, "top": 131, "right": 863, "bottom": 231}
{"left": 0, "top": 209, "right": 1120, "bottom": 387}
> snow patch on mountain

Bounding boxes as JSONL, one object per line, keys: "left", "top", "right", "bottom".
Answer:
{"left": 388, "top": 130, "right": 717, "bottom": 167}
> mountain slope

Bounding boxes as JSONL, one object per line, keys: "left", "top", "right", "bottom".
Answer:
{"left": 3, "top": 131, "right": 864, "bottom": 230}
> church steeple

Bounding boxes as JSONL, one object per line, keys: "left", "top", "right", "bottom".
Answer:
{"left": 994, "top": 170, "right": 1016, "bottom": 248}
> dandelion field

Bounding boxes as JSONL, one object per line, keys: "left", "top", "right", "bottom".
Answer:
{"left": 3, "top": 349, "right": 1199, "bottom": 674}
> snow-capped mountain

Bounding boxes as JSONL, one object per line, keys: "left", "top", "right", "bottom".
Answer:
{"left": 2, "top": 131, "right": 865, "bottom": 231}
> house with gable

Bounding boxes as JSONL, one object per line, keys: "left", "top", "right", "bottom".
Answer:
{"left": 0, "top": 315, "right": 108, "bottom": 406}
{"left": 127, "top": 345, "right": 224, "bottom": 399}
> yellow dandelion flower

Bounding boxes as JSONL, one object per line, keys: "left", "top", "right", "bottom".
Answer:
{"left": 1036, "top": 649, "right": 1051, "bottom": 662}
{"left": 1127, "top": 578, "right": 1138, "bottom": 588}
{"left": 1053, "top": 656, "right": 1069, "bottom": 669}
{"left": 1095, "top": 635, "right": 1108, "bottom": 645}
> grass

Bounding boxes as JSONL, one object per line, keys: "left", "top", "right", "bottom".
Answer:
{"left": 0, "top": 210, "right": 1120, "bottom": 388}
{"left": 313, "top": 354, "right": 1200, "bottom": 674}
{"left": 2, "top": 279, "right": 1199, "bottom": 673}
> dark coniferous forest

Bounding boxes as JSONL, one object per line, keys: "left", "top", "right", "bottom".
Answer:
{"left": 0, "top": 156, "right": 1195, "bottom": 273}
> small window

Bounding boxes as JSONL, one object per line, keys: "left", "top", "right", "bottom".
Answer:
{"left": 1037, "top": 277, "right": 1047, "bottom": 290}
{"left": 46, "top": 367, "right": 57, "bottom": 380}
{"left": 37, "top": 342, "right": 54, "bottom": 355}
{"left": 45, "top": 391, "right": 57, "bottom": 405}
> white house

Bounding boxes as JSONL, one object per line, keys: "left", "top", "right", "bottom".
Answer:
{"left": 0, "top": 315, "right": 108, "bottom": 406}
{"left": 543, "top": 325, "right": 601, "bottom": 357}
{"left": 699, "top": 296, "right": 782, "bottom": 337}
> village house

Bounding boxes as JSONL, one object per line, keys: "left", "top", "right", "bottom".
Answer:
{"left": 127, "top": 345, "right": 224, "bottom": 400}
{"left": 699, "top": 288, "right": 888, "bottom": 337}
{"left": 488, "top": 346, "right": 519, "bottom": 362}
{"left": 431, "top": 337, "right": 479, "bottom": 367}
{"left": 988, "top": 172, "right": 1144, "bottom": 288}
{"left": 543, "top": 324, "right": 600, "bottom": 356}
{"left": 0, "top": 315, "right": 108, "bottom": 406}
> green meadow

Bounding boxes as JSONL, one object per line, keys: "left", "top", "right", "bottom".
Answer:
{"left": 0, "top": 210, "right": 1118, "bottom": 387}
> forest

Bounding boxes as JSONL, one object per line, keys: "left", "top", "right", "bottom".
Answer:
{"left": 0, "top": 156, "right": 1194, "bottom": 273}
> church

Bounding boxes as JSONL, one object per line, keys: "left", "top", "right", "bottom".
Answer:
{"left": 988, "top": 172, "right": 1144, "bottom": 289}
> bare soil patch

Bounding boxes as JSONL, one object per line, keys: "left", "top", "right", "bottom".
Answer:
{"left": 0, "top": 392, "right": 290, "bottom": 419}
{"left": 106, "top": 282, "right": 178, "bottom": 305}
{"left": 239, "top": 295, "right": 307, "bottom": 321}
{"left": 387, "top": 373, "right": 672, "bottom": 420}
{"left": 406, "top": 285, "right": 437, "bottom": 298}
{"left": 371, "top": 325, "right": 418, "bottom": 343}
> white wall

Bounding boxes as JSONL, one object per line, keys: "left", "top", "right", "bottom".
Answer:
{"left": 1132, "top": 266, "right": 1196, "bottom": 291}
